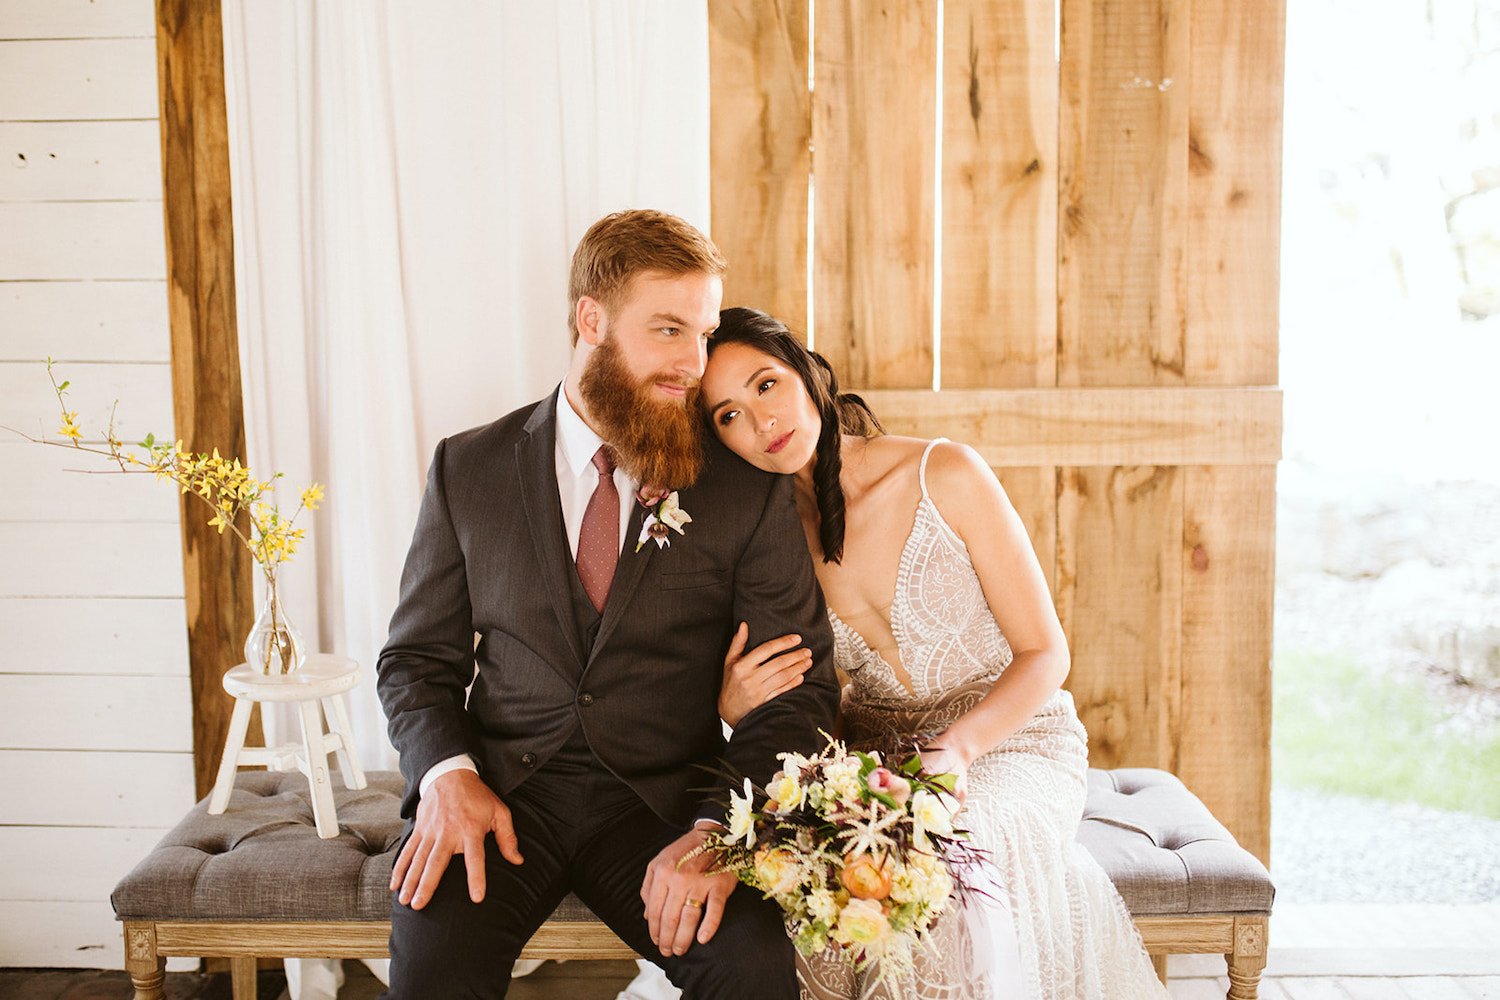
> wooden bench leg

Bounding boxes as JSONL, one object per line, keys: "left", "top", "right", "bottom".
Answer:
{"left": 231, "top": 956, "right": 258, "bottom": 1000}
{"left": 1151, "top": 953, "right": 1169, "bottom": 985}
{"left": 1226, "top": 915, "right": 1268, "bottom": 1000}
{"left": 123, "top": 921, "right": 166, "bottom": 1000}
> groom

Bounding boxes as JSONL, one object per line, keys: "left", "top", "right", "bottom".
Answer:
{"left": 375, "top": 209, "right": 839, "bottom": 998}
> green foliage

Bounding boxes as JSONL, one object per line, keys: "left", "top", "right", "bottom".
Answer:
{"left": 1273, "top": 648, "right": 1500, "bottom": 818}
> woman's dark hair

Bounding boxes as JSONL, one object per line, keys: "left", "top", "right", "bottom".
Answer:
{"left": 707, "top": 307, "right": 883, "bottom": 564}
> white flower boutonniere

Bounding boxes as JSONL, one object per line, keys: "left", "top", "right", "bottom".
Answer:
{"left": 635, "top": 488, "right": 692, "bottom": 552}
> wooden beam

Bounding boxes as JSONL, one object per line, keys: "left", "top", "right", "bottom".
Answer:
{"left": 940, "top": 0, "right": 1059, "bottom": 389}
{"left": 155, "top": 0, "right": 256, "bottom": 800}
{"left": 708, "top": 0, "right": 811, "bottom": 330}
{"left": 813, "top": 0, "right": 937, "bottom": 387}
{"left": 1185, "top": 0, "right": 1286, "bottom": 385}
{"left": 1180, "top": 464, "right": 1276, "bottom": 864}
{"left": 1058, "top": 0, "right": 1191, "bottom": 386}
{"left": 861, "top": 387, "right": 1282, "bottom": 466}
{"left": 1057, "top": 466, "right": 1184, "bottom": 774}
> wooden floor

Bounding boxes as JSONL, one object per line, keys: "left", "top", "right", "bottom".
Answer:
{"left": 3, "top": 904, "right": 1496, "bottom": 999}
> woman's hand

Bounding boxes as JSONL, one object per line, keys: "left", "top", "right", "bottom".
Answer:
{"left": 719, "top": 623, "right": 814, "bottom": 727}
{"left": 917, "top": 740, "right": 970, "bottom": 806}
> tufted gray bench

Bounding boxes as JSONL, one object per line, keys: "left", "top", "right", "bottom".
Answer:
{"left": 112, "top": 768, "right": 1273, "bottom": 1000}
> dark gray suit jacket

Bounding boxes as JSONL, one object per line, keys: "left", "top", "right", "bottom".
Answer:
{"left": 377, "top": 388, "right": 840, "bottom": 826}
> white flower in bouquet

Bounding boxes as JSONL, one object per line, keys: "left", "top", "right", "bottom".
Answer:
{"left": 726, "top": 777, "right": 757, "bottom": 849}
{"left": 910, "top": 787, "right": 959, "bottom": 846}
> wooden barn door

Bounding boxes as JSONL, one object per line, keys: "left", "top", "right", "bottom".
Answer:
{"left": 708, "top": 0, "right": 1284, "bottom": 863}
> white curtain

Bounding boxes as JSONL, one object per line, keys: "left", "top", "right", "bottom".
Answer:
{"left": 224, "top": 0, "right": 712, "bottom": 771}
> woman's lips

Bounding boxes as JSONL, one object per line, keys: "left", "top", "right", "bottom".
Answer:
{"left": 767, "top": 430, "right": 794, "bottom": 455}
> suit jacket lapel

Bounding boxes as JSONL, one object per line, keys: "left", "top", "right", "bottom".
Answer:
{"left": 516, "top": 390, "right": 588, "bottom": 678}
{"left": 590, "top": 498, "right": 654, "bottom": 661}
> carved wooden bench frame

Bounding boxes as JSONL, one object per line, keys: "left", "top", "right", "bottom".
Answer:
{"left": 123, "top": 911, "right": 1269, "bottom": 1000}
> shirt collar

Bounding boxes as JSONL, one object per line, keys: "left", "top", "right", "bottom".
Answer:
{"left": 555, "top": 382, "right": 607, "bottom": 480}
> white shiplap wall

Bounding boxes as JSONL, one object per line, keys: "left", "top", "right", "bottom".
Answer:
{"left": 0, "top": 0, "right": 196, "bottom": 968}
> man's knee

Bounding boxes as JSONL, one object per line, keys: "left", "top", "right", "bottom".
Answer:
{"left": 382, "top": 847, "right": 562, "bottom": 1000}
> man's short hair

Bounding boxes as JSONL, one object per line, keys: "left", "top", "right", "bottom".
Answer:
{"left": 568, "top": 210, "right": 728, "bottom": 342}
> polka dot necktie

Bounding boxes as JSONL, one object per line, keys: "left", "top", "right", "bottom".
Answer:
{"left": 576, "top": 446, "right": 619, "bottom": 613}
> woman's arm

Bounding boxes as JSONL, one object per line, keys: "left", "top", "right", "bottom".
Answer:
{"left": 719, "top": 622, "right": 814, "bottom": 727}
{"left": 918, "top": 441, "right": 1071, "bottom": 781}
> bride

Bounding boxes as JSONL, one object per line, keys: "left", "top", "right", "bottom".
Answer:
{"left": 683, "top": 307, "right": 1169, "bottom": 1000}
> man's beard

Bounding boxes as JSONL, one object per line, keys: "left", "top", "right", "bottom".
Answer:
{"left": 578, "top": 333, "right": 705, "bottom": 492}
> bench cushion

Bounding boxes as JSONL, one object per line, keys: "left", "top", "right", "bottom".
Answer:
{"left": 1079, "top": 767, "right": 1274, "bottom": 916}
{"left": 113, "top": 767, "right": 1273, "bottom": 924}
{"left": 111, "top": 770, "right": 592, "bottom": 924}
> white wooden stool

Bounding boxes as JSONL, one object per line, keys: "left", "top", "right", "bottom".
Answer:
{"left": 208, "top": 653, "right": 367, "bottom": 838}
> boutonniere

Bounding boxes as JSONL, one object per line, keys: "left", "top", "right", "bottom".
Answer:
{"left": 635, "top": 487, "right": 692, "bottom": 552}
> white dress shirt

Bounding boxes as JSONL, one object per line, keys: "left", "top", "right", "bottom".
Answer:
{"left": 418, "top": 386, "right": 637, "bottom": 795}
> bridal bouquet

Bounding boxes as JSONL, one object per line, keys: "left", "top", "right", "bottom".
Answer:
{"left": 707, "top": 735, "right": 980, "bottom": 979}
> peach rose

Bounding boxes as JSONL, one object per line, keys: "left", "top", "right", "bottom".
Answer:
{"left": 840, "top": 853, "right": 893, "bottom": 900}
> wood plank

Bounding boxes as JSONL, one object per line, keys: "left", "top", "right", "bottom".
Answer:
{"left": 1057, "top": 0, "right": 1191, "bottom": 386}
{"left": 0, "top": 360, "right": 175, "bottom": 451}
{"left": 861, "top": 387, "right": 1283, "bottom": 466}
{"left": 1136, "top": 916, "right": 1234, "bottom": 951}
{"left": 940, "top": 0, "right": 1058, "bottom": 389}
{"left": 1274, "top": 980, "right": 1358, "bottom": 1000}
{"left": 1184, "top": 0, "right": 1284, "bottom": 385}
{"left": 0, "top": 202, "right": 166, "bottom": 280}
{"left": 1056, "top": 466, "right": 1183, "bottom": 772}
{"left": 813, "top": 0, "right": 936, "bottom": 387}
{"left": 0, "top": 900, "right": 126, "bottom": 968}
{"left": 994, "top": 466, "right": 1057, "bottom": 596}
{"left": 1178, "top": 465, "right": 1275, "bottom": 864}
{"left": 0, "top": 825, "right": 170, "bottom": 901}
{"left": 0, "top": 121, "right": 163, "bottom": 201}
{"left": 1, "top": 675, "right": 192, "bottom": 751}
{"left": 0, "top": 522, "right": 186, "bottom": 598}
{"left": 0, "top": 749, "right": 196, "bottom": 826}
{"left": 0, "top": 280, "right": 171, "bottom": 363}
{"left": 0, "top": 38, "right": 159, "bottom": 120}
{"left": 0, "top": 597, "right": 189, "bottom": 676}
{"left": 0, "top": 0, "right": 155, "bottom": 39}
{"left": 156, "top": 0, "right": 254, "bottom": 801}
{"left": 707, "top": 0, "right": 811, "bottom": 329}
{"left": 1168, "top": 981, "right": 1231, "bottom": 1000}
{"left": 0, "top": 442, "right": 181, "bottom": 522}
{"left": 152, "top": 921, "right": 637, "bottom": 961}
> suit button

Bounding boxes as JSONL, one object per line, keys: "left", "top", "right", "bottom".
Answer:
{"left": 521, "top": 752, "right": 537, "bottom": 767}
{"left": 577, "top": 692, "right": 594, "bottom": 707}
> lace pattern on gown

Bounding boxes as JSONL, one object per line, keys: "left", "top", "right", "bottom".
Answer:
{"left": 799, "top": 440, "right": 1168, "bottom": 1000}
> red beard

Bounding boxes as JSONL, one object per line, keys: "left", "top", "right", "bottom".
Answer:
{"left": 578, "top": 334, "right": 705, "bottom": 492}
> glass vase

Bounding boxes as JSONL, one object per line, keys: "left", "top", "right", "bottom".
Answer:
{"left": 245, "top": 571, "right": 307, "bottom": 674}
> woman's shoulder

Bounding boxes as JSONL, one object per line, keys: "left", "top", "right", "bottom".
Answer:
{"left": 911, "top": 439, "right": 1007, "bottom": 523}
{"left": 856, "top": 434, "right": 987, "bottom": 485}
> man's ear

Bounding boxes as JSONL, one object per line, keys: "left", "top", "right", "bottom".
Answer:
{"left": 576, "top": 295, "right": 605, "bottom": 346}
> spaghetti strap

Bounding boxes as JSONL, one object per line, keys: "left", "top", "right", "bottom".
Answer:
{"left": 917, "top": 437, "right": 949, "bottom": 500}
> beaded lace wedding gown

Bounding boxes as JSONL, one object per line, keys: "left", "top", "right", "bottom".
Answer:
{"left": 798, "top": 441, "right": 1169, "bottom": 1000}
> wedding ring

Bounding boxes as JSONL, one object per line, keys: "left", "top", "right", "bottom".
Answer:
{"left": 684, "top": 898, "right": 704, "bottom": 909}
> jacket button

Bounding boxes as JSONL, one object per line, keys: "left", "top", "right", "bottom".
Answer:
{"left": 577, "top": 692, "right": 594, "bottom": 707}
{"left": 521, "top": 752, "right": 537, "bottom": 767}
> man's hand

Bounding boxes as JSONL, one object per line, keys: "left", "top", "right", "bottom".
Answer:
{"left": 719, "top": 623, "right": 813, "bottom": 727}
{"left": 640, "top": 827, "right": 738, "bottom": 957}
{"left": 389, "top": 768, "right": 523, "bottom": 910}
